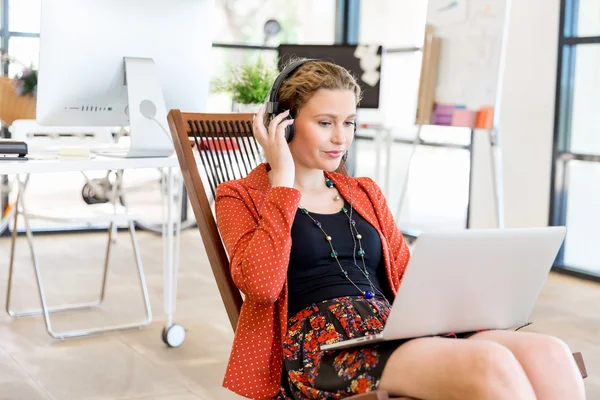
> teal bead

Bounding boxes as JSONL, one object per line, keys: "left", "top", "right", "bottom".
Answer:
{"left": 300, "top": 208, "right": 308, "bottom": 214}
{"left": 342, "top": 206, "right": 347, "bottom": 213}
{"left": 358, "top": 249, "right": 365, "bottom": 256}
{"left": 330, "top": 251, "right": 338, "bottom": 258}
{"left": 326, "top": 179, "right": 335, "bottom": 188}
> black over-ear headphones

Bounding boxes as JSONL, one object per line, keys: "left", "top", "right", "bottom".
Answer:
{"left": 266, "top": 58, "right": 358, "bottom": 144}
{"left": 266, "top": 58, "right": 322, "bottom": 143}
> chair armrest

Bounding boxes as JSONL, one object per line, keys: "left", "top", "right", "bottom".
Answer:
{"left": 573, "top": 352, "right": 587, "bottom": 379}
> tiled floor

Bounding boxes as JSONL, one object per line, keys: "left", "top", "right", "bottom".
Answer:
{"left": 0, "top": 229, "right": 598, "bottom": 399}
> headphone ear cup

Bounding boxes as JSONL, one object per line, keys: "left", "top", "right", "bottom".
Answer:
{"left": 285, "top": 116, "right": 295, "bottom": 143}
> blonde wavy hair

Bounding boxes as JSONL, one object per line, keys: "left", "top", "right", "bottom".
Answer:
{"left": 271, "top": 58, "right": 363, "bottom": 119}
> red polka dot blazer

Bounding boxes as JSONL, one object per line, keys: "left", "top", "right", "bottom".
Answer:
{"left": 215, "top": 163, "right": 410, "bottom": 399}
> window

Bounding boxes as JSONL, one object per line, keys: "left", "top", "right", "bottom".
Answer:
{"left": 213, "top": 0, "right": 336, "bottom": 45}
{"left": 568, "top": 45, "right": 600, "bottom": 155}
{"left": 2, "top": 0, "right": 40, "bottom": 77}
{"left": 9, "top": 0, "right": 40, "bottom": 33}
{"left": 561, "top": 160, "right": 600, "bottom": 275}
{"left": 552, "top": 0, "right": 600, "bottom": 279}
{"left": 7, "top": 36, "right": 39, "bottom": 77}
{"left": 575, "top": 0, "right": 600, "bottom": 37}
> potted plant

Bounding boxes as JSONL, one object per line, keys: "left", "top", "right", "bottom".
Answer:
{"left": 13, "top": 67, "right": 38, "bottom": 97}
{"left": 211, "top": 57, "right": 277, "bottom": 113}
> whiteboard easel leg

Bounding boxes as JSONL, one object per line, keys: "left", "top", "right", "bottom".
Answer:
{"left": 488, "top": 128, "right": 504, "bottom": 228}
{"left": 395, "top": 125, "right": 422, "bottom": 222}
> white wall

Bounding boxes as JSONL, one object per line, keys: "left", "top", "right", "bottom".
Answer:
{"left": 495, "top": 0, "right": 560, "bottom": 228}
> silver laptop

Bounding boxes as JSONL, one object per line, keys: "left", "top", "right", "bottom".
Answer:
{"left": 320, "top": 227, "right": 566, "bottom": 351}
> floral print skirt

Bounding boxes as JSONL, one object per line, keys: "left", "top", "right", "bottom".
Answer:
{"left": 280, "top": 296, "right": 402, "bottom": 399}
{"left": 280, "top": 296, "right": 524, "bottom": 399}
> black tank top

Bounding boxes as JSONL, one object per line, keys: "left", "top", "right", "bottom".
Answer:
{"left": 287, "top": 201, "right": 389, "bottom": 316}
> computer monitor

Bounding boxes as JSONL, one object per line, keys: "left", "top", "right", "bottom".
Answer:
{"left": 277, "top": 44, "right": 382, "bottom": 109}
{"left": 36, "top": 0, "right": 213, "bottom": 157}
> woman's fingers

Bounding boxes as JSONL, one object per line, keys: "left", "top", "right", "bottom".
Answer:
{"left": 253, "top": 108, "right": 293, "bottom": 153}
{"left": 252, "top": 106, "right": 268, "bottom": 143}
{"left": 267, "top": 109, "right": 291, "bottom": 139}
{"left": 275, "top": 118, "right": 294, "bottom": 143}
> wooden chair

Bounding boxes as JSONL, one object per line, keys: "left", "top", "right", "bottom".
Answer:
{"left": 167, "top": 110, "right": 587, "bottom": 400}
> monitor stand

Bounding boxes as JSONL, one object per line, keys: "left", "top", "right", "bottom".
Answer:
{"left": 93, "top": 57, "right": 174, "bottom": 158}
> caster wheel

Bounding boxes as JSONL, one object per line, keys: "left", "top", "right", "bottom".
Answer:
{"left": 162, "top": 324, "right": 186, "bottom": 348}
{"left": 82, "top": 178, "right": 111, "bottom": 205}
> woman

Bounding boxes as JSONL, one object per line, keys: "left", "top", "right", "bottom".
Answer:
{"left": 214, "top": 59, "right": 585, "bottom": 400}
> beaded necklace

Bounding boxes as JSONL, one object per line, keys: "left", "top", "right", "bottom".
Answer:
{"left": 298, "top": 177, "right": 389, "bottom": 302}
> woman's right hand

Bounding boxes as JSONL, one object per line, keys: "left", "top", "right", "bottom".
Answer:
{"left": 253, "top": 106, "right": 296, "bottom": 188}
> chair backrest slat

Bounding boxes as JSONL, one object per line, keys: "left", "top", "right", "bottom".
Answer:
{"left": 168, "top": 110, "right": 261, "bottom": 331}
{"left": 223, "top": 121, "right": 245, "bottom": 180}
{"left": 234, "top": 122, "right": 255, "bottom": 177}
{"left": 215, "top": 120, "right": 235, "bottom": 182}
{"left": 219, "top": 121, "right": 237, "bottom": 181}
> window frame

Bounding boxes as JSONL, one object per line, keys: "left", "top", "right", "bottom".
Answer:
{"left": 550, "top": 0, "right": 600, "bottom": 281}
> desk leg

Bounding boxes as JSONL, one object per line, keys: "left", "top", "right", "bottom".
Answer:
{"left": 162, "top": 167, "right": 173, "bottom": 326}
{"left": 162, "top": 167, "right": 185, "bottom": 347}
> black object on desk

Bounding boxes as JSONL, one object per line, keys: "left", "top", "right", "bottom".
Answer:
{"left": 0, "top": 139, "right": 28, "bottom": 160}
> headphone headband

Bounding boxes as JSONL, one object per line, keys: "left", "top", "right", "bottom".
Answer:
{"left": 266, "top": 58, "right": 318, "bottom": 115}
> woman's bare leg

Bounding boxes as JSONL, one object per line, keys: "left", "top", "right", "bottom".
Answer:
{"left": 468, "top": 330, "right": 586, "bottom": 399}
{"left": 378, "top": 337, "right": 536, "bottom": 400}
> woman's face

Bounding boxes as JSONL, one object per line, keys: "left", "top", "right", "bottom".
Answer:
{"left": 290, "top": 88, "right": 357, "bottom": 172}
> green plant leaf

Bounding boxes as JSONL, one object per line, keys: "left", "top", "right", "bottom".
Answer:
{"left": 211, "top": 57, "right": 277, "bottom": 104}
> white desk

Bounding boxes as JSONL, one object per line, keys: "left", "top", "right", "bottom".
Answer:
{"left": 0, "top": 155, "right": 183, "bottom": 342}
{"left": 0, "top": 155, "right": 178, "bottom": 174}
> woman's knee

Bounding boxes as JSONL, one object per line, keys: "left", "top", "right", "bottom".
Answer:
{"left": 525, "top": 335, "right": 573, "bottom": 363}
{"left": 520, "top": 335, "right": 584, "bottom": 381}
{"left": 464, "top": 342, "right": 535, "bottom": 399}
